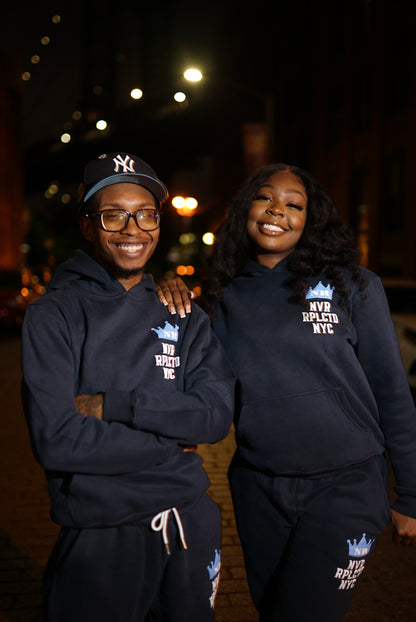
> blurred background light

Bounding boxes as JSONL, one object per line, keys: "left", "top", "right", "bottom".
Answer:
{"left": 96, "top": 119, "right": 107, "bottom": 131}
{"left": 130, "top": 88, "right": 143, "bottom": 100}
{"left": 202, "top": 232, "right": 215, "bottom": 246}
{"left": 183, "top": 67, "right": 202, "bottom": 82}
{"left": 174, "top": 91, "right": 187, "bottom": 102}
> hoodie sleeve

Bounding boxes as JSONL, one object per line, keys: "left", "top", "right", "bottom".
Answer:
{"left": 103, "top": 306, "right": 236, "bottom": 445}
{"left": 352, "top": 274, "right": 416, "bottom": 517}
{"left": 21, "top": 300, "right": 182, "bottom": 476}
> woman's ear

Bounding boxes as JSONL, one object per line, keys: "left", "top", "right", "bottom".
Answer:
{"left": 79, "top": 215, "right": 95, "bottom": 242}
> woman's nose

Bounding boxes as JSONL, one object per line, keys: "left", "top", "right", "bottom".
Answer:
{"left": 266, "top": 202, "right": 284, "bottom": 216}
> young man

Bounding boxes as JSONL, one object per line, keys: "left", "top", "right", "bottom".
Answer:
{"left": 21, "top": 152, "right": 235, "bottom": 622}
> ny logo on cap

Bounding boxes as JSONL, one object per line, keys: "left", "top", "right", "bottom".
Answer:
{"left": 113, "top": 154, "right": 136, "bottom": 174}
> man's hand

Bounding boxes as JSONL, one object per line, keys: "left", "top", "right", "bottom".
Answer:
{"left": 75, "top": 393, "right": 104, "bottom": 419}
{"left": 391, "top": 508, "right": 416, "bottom": 546}
{"left": 156, "top": 277, "right": 194, "bottom": 318}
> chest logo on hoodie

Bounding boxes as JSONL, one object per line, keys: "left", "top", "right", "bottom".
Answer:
{"left": 302, "top": 281, "right": 339, "bottom": 334}
{"left": 151, "top": 321, "right": 181, "bottom": 380}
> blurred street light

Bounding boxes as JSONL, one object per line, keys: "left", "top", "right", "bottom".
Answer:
{"left": 183, "top": 66, "right": 275, "bottom": 160}
{"left": 172, "top": 195, "right": 198, "bottom": 217}
{"left": 202, "top": 232, "right": 215, "bottom": 246}
{"left": 174, "top": 91, "right": 187, "bottom": 103}
{"left": 96, "top": 119, "right": 108, "bottom": 131}
{"left": 183, "top": 68, "right": 203, "bottom": 82}
{"left": 130, "top": 88, "right": 143, "bottom": 100}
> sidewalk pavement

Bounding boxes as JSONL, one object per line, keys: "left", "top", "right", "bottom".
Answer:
{"left": 1, "top": 334, "right": 416, "bottom": 621}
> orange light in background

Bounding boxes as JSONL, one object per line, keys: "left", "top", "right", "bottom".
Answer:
{"left": 172, "top": 196, "right": 198, "bottom": 217}
{"left": 176, "top": 265, "right": 195, "bottom": 276}
{"left": 21, "top": 273, "right": 30, "bottom": 286}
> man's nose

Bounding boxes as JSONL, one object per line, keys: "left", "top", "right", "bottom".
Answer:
{"left": 123, "top": 213, "right": 149, "bottom": 234}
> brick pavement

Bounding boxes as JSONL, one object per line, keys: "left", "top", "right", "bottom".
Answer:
{"left": 2, "top": 334, "right": 416, "bottom": 622}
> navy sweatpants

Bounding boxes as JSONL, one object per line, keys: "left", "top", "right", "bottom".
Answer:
{"left": 43, "top": 494, "right": 221, "bottom": 622}
{"left": 229, "top": 455, "right": 392, "bottom": 622}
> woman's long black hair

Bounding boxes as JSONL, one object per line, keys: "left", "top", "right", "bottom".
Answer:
{"left": 200, "top": 163, "right": 364, "bottom": 319}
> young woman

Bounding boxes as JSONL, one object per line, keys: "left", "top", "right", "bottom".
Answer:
{"left": 158, "top": 163, "right": 416, "bottom": 621}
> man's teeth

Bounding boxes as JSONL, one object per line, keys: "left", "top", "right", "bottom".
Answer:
{"left": 118, "top": 244, "right": 144, "bottom": 252}
{"left": 263, "top": 223, "right": 285, "bottom": 232}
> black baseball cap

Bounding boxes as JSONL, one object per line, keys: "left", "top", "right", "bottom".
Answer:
{"left": 81, "top": 152, "right": 168, "bottom": 205}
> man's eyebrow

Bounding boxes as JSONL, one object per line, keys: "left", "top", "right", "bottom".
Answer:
{"left": 98, "top": 200, "right": 156, "bottom": 209}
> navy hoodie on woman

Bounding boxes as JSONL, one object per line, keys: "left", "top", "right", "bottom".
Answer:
{"left": 21, "top": 250, "right": 235, "bottom": 528}
{"left": 213, "top": 257, "right": 416, "bottom": 517}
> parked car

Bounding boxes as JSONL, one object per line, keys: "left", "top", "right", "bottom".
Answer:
{"left": 382, "top": 278, "right": 416, "bottom": 398}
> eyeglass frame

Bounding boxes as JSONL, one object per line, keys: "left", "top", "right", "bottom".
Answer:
{"left": 85, "top": 208, "right": 161, "bottom": 232}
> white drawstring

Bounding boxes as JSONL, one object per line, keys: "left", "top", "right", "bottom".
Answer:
{"left": 151, "top": 507, "right": 188, "bottom": 555}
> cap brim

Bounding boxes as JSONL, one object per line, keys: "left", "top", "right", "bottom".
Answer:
{"left": 83, "top": 173, "right": 168, "bottom": 203}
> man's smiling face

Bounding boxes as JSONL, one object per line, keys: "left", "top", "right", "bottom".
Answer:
{"left": 80, "top": 183, "right": 160, "bottom": 290}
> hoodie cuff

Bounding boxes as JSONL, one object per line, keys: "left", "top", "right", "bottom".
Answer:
{"left": 392, "top": 496, "right": 416, "bottom": 519}
{"left": 103, "top": 390, "right": 133, "bottom": 424}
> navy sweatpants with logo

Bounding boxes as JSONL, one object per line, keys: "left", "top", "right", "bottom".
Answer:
{"left": 43, "top": 493, "right": 221, "bottom": 622}
{"left": 229, "top": 455, "right": 391, "bottom": 622}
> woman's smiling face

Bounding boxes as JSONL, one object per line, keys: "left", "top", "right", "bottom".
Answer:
{"left": 246, "top": 169, "right": 308, "bottom": 268}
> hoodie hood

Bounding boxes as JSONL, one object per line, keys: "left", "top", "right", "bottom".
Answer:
{"left": 47, "top": 249, "right": 154, "bottom": 295}
{"left": 240, "top": 255, "right": 291, "bottom": 277}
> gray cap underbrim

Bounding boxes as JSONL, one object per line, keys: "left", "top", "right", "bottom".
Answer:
{"left": 82, "top": 173, "right": 168, "bottom": 204}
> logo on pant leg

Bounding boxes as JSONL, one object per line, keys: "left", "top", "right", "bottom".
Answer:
{"left": 207, "top": 549, "right": 221, "bottom": 608}
{"left": 334, "top": 533, "right": 375, "bottom": 590}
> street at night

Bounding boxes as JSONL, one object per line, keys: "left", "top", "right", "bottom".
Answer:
{"left": 1, "top": 2, "right": 416, "bottom": 621}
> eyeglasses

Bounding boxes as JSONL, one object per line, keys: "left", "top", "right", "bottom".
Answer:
{"left": 86, "top": 208, "right": 160, "bottom": 232}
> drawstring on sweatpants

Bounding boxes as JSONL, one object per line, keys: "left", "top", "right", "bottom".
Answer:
{"left": 151, "top": 507, "right": 188, "bottom": 555}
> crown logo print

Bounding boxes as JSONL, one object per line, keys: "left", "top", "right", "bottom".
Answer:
{"left": 207, "top": 549, "right": 221, "bottom": 580}
{"left": 151, "top": 321, "right": 179, "bottom": 342}
{"left": 347, "top": 533, "right": 375, "bottom": 558}
{"left": 305, "top": 281, "right": 335, "bottom": 300}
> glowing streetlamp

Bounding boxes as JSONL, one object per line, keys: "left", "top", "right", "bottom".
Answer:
{"left": 202, "top": 232, "right": 215, "bottom": 246}
{"left": 174, "top": 91, "right": 187, "bottom": 103}
{"left": 172, "top": 196, "right": 198, "bottom": 217}
{"left": 130, "top": 88, "right": 143, "bottom": 100}
{"left": 183, "top": 68, "right": 203, "bottom": 83}
{"left": 183, "top": 66, "right": 275, "bottom": 160}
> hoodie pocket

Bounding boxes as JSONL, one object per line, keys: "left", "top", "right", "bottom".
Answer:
{"left": 237, "top": 387, "right": 381, "bottom": 474}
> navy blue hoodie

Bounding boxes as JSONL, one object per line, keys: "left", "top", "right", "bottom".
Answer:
{"left": 21, "top": 250, "right": 235, "bottom": 528}
{"left": 213, "top": 257, "right": 416, "bottom": 517}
